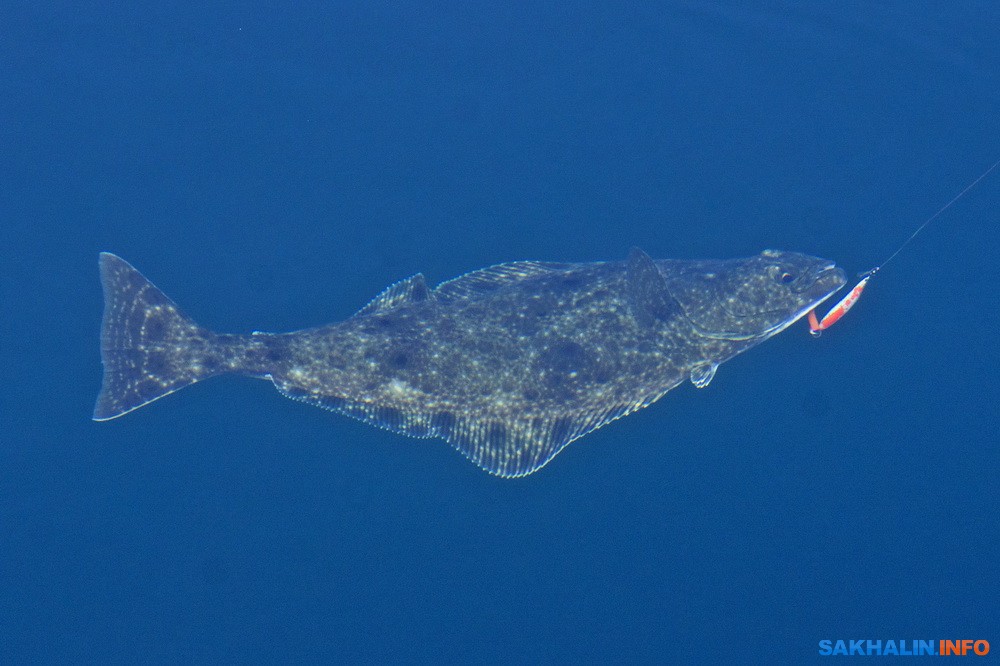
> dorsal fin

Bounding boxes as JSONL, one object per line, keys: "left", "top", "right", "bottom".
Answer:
{"left": 434, "top": 261, "right": 573, "bottom": 302}
{"left": 625, "top": 247, "right": 682, "bottom": 327}
{"left": 355, "top": 273, "right": 431, "bottom": 316}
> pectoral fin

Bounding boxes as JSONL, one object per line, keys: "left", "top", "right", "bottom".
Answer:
{"left": 689, "top": 362, "right": 718, "bottom": 388}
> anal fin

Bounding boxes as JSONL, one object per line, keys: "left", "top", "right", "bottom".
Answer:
{"left": 268, "top": 373, "right": 655, "bottom": 477}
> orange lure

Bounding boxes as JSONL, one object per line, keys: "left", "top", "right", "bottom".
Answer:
{"left": 808, "top": 274, "right": 871, "bottom": 337}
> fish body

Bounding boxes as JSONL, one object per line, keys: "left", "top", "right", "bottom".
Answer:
{"left": 94, "top": 248, "right": 845, "bottom": 477}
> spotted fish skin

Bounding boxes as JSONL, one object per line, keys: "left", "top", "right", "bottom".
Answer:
{"left": 94, "top": 249, "right": 846, "bottom": 477}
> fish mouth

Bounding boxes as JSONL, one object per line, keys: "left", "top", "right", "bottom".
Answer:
{"left": 783, "top": 264, "right": 847, "bottom": 329}
{"left": 809, "top": 264, "right": 848, "bottom": 304}
{"left": 756, "top": 264, "right": 848, "bottom": 340}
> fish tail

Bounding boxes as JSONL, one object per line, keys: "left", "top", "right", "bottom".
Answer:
{"left": 93, "top": 253, "right": 240, "bottom": 421}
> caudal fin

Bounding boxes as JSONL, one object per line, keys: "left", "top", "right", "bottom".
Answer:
{"left": 93, "top": 253, "right": 231, "bottom": 421}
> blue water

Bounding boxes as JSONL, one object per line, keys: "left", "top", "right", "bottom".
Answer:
{"left": 3, "top": 3, "right": 998, "bottom": 662}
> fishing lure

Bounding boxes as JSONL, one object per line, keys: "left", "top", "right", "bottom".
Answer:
{"left": 808, "top": 157, "right": 1000, "bottom": 337}
{"left": 808, "top": 273, "right": 871, "bottom": 336}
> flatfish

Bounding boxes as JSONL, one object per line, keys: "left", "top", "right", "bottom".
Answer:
{"left": 94, "top": 248, "right": 846, "bottom": 477}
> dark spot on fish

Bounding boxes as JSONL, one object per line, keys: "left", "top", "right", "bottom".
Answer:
{"left": 320, "top": 395, "right": 346, "bottom": 410}
{"left": 525, "top": 299, "right": 553, "bottom": 319}
{"left": 374, "top": 406, "right": 404, "bottom": 428}
{"left": 388, "top": 350, "right": 409, "bottom": 369}
{"left": 536, "top": 340, "right": 591, "bottom": 392}
{"left": 134, "top": 378, "right": 160, "bottom": 400}
{"left": 593, "top": 367, "right": 612, "bottom": 384}
{"left": 406, "top": 419, "right": 431, "bottom": 437}
{"left": 432, "top": 411, "right": 457, "bottom": 437}
{"left": 146, "top": 350, "right": 168, "bottom": 375}
{"left": 522, "top": 388, "right": 540, "bottom": 401}
{"left": 550, "top": 416, "right": 574, "bottom": 443}
{"left": 144, "top": 316, "right": 166, "bottom": 341}
{"left": 486, "top": 422, "right": 507, "bottom": 448}
{"left": 375, "top": 315, "right": 398, "bottom": 330}
{"left": 261, "top": 337, "right": 288, "bottom": 363}
{"left": 543, "top": 340, "right": 587, "bottom": 373}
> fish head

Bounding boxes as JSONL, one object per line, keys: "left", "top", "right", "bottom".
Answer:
{"left": 664, "top": 250, "right": 847, "bottom": 341}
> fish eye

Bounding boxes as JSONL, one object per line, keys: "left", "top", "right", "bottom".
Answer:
{"left": 778, "top": 272, "right": 795, "bottom": 284}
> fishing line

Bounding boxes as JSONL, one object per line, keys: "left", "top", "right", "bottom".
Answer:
{"left": 809, "top": 156, "right": 1000, "bottom": 336}
{"left": 865, "top": 155, "right": 1000, "bottom": 279}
